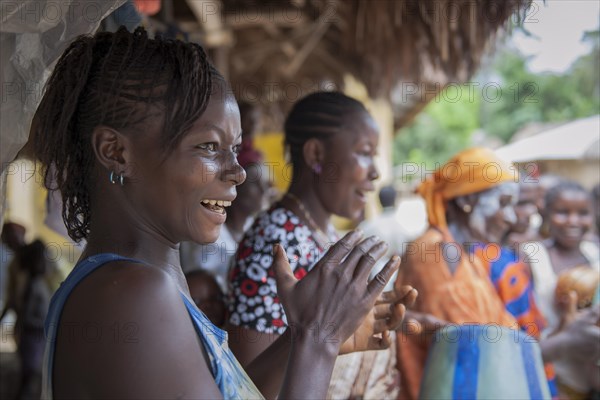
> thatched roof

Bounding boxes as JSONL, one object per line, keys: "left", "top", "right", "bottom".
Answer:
{"left": 167, "top": 0, "right": 532, "bottom": 128}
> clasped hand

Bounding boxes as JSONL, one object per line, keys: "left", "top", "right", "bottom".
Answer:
{"left": 272, "top": 230, "right": 402, "bottom": 354}
{"left": 340, "top": 284, "right": 418, "bottom": 353}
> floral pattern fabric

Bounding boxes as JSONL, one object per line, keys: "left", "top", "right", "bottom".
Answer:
{"left": 228, "top": 205, "right": 327, "bottom": 334}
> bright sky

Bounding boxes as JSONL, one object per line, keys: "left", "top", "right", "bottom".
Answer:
{"left": 511, "top": 0, "right": 600, "bottom": 73}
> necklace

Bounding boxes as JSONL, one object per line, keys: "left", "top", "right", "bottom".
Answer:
{"left": 284, "top": 192, "right": 332, "bottom": 247}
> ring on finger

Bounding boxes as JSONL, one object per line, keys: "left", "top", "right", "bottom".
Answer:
{"left": 375, "top": 273, "right": 387, "bottom": 286}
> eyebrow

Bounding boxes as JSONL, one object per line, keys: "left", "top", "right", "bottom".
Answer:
{"left": 196, "top": 123, "right": 242, "bottom": 141}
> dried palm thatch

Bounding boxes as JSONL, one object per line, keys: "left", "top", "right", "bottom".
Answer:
{"left": 176, "top": 0, "right": 533, "bottom": 127}
{"left": 342, "top": 0, "right": 530, "bottom": 96}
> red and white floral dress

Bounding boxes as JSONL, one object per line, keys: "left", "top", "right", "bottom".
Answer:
{"left": 228, "top": 204, "right": 328, "bottom": 333}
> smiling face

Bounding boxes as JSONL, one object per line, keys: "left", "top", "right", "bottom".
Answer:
{"left": 317, "top": 111, "right": 380, "bottom": 220}
{"left": 125, "top": 85, "right": 245, "bottom": 245}
{"left": 548, "top": 189, "right": 593, "bottom": 249}
{"left": 468, "top": 183, "right": 519, "bottom": 243}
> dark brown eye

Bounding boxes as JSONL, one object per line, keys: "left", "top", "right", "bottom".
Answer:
{"left": 197, "top": 143, "right": 218, "bottom": 152}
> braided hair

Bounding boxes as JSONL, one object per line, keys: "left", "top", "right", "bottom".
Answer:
{"left": 32, "top": 26, "right": 221, "bottom": 242}
{"left": 284, "top": 91, "right": 368, "bottom": 167}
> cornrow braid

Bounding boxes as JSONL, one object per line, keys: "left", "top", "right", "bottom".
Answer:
{"left": 31, "top": 26, "right": 220, "bottom": 242}
{"left": 284, "top": 91, "right": 368, "bottom": 167}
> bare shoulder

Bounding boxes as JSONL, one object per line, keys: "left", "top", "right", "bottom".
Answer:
{"left": 60, "top": 260, "right": 181, "bottom": 323}
{"left": 53, "top": 260, "right": 222, "bottom": 399}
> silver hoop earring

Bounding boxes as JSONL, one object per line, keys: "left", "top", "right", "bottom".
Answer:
{"left": 109, "top": 171, "right": 125, "bottom": 186}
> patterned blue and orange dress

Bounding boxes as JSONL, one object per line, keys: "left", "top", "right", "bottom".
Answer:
{"left": 471, "top": 243, "right": 558, "bottom": 398}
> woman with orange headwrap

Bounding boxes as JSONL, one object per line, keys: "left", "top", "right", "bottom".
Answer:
{"left": 396, "top": 148, "right": 523, "bottom": 399}
{"left": 396, "top": 148, "right": 600, "bottom": 400}
{"left": 397, "top": 148, "right": 561, "bottom": 397}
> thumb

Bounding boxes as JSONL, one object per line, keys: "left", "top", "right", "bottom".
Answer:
{"left": 272, "top": 243, "right": 296, "bottom": 295}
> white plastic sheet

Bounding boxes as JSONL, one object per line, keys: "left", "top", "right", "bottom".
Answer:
{"left": 0, "top": 0, "right": 125, "bottom": 224}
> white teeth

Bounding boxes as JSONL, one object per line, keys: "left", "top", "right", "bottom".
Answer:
{"left": 201, "top": 199, "right": 232, "bottom": 207}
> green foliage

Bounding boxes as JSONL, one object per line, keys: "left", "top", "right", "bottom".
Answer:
{"left": 393, "top": 28, "right": 600, "bottom": 172}
{"left": 393, "top": 86, "right": 479, "bottom": 168}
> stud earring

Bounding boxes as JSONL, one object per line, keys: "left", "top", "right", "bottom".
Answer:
{"left": 313, "top": 164, "right": 322, "bottom": 174}
{"left": 462, "top": 204, "right": 472, "bottom": 213}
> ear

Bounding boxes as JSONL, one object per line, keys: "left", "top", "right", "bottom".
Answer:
{"left": 302, "top": 138, "right": 325, "bottom": 170}
{"left": 91, "top": 126, "right": 132, "bottom": 176}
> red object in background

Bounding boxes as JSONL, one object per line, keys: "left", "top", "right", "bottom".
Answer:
{"left": 524, "top": 162, "right": 540, "bottom": 179}
{"left": 134, "top": 0, "right": 161, "bottom": 16}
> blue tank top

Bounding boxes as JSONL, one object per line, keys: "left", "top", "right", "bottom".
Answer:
{"left": 42, "top": 253, "right": 263, "bottom": 399}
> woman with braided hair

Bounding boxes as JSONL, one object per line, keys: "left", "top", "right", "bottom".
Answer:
{"left": 228, "top": 91, "right": 419, "bottom": 399}
{"left": 32, "top": 27, "right": 403, "bottom": 399}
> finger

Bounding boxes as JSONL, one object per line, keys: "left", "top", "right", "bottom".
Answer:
{"left": 387, "top": 303, "right": 406, "bottom": 331}
{"left": 373, "top": 303, "right": 406, "bottom": 332}
{"left": 396, "top": 285, "right": 415, "bottom": 299}
{"left": 403, "top": 288, "right": 418, "bottom": 308}
{"left": 376, "top": 285, "right": 415, "bottom": 305}
{"left": 353, "top": 241, "right": 389, "bottom": 280}
{"left": 343, "top": 236, "right": 382, "bottom": 273}
{"left": 367, "top": 330, "right": 392, "bottom": 350}
{"left": 402, "top": 318, "right": 423, "bottom": 335}
{"left": 373, "top": 317, "right": 390, "bottom": 333}
{"left": 376, "top": 290, "right": 399, "bottom": 305}
{"left": 374, "top": 303, "right": 392, "bottom": 319}
{"left": 318, "top": 230, "right": 363, "bottom": 267}
{"left": 367, "top": 256, "right": 401, "bottom": 299}
{"left": 271, "top": 243, "right": 295, "bottom": 296}
{"left": 373, "top": 303, "right": 401, "bottom": 325}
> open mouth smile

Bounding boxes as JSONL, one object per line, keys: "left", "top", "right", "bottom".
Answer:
{"left": 200, "top": 199, "right": 232, "bottom": 214}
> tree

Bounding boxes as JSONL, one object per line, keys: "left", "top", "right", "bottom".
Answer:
{"left": 393, "top": 84, "right": 479, "bottom": 171}
{"left": 393, "top": 27, "right": 600, "bottom": 172}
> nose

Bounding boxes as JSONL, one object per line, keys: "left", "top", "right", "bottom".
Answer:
{"left": 368, "top": 162, "right": 380, "bottom": 181}
{"left": 566, "top": 211, "right": 580, "bottom": 226}
{"left": 222, "top": 151, "right": 246, "bottom": 186}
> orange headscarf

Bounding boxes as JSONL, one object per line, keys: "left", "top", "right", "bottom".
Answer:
{"left": 417, "top": 147, "right": 518, "bottom": 231}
